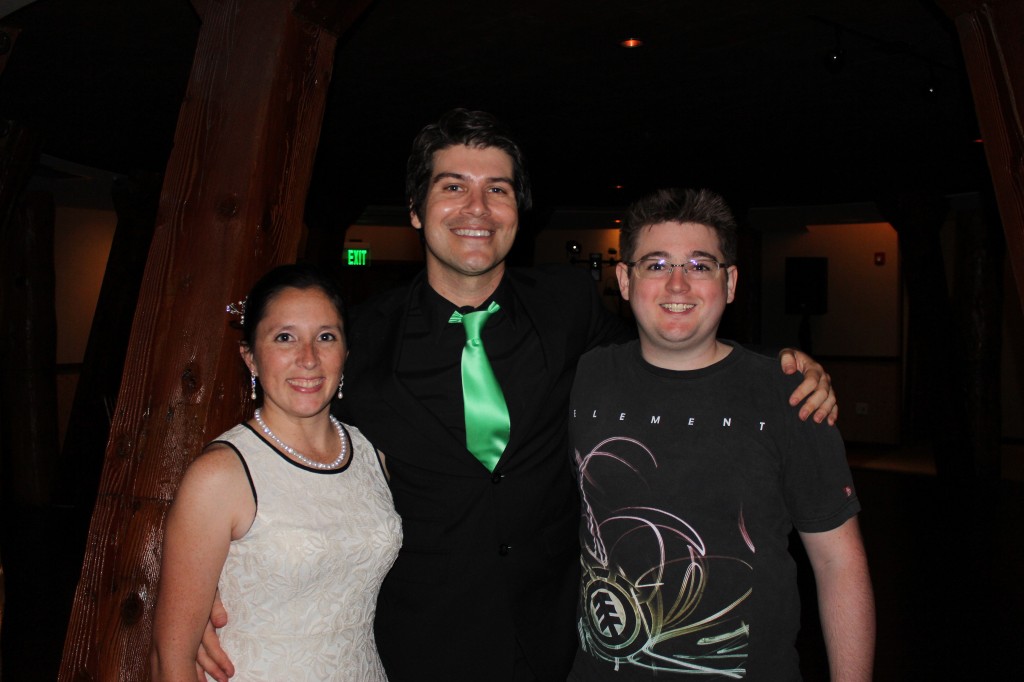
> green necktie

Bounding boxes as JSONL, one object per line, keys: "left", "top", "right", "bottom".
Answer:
{"left": 449, "top": 301, "right": 510, "bottom": 471}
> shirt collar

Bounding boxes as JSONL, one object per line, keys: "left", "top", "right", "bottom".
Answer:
{"left": 417, "top": 274, "right": 518, "bottom": 330}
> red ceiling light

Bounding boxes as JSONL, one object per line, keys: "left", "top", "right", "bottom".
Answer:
{"left": 620, "top": 38, "right": 643, "bottom": 48}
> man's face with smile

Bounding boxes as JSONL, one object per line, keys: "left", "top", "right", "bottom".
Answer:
{"left": 412, "top": 144, "right": 519, "bottom": 293}
{"left": 617, "top": 221, "right": 737, "bottom": 370}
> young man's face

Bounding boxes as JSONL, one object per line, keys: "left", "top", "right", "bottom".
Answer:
{"left": 616, "top": 221, "right": 737, "bottom": 370}
{"left": 411, "top": 144, "right": 519, "bottom": 288}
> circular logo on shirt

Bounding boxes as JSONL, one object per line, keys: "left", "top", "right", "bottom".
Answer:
{"left": 582, "top": 570, "right": 649, "bottom": 658}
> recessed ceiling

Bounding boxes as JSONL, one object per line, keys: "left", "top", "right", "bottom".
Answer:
{"left": 0, "top": 0, "right": 987, "bottom": 230}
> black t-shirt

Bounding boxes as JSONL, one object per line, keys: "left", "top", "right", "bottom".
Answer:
{"left": 568, "top": 341, "right": 860, "bottom": 681}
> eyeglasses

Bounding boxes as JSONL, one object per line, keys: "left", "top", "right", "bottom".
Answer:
{"left": 628, "top": 257, "right": 729, "bottom": 280}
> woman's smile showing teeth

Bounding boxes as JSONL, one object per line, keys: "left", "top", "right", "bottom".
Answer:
{"left": 288, "top": 377, "right": 325, "bottom": 392}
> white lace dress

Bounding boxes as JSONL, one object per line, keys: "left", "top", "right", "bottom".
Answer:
{"left": 208, "top": 423, "right": 402, "bottom": 681}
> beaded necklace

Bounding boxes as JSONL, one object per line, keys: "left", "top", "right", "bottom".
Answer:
{"left": 253, "top": 408, "right": 347, "bottom": 470}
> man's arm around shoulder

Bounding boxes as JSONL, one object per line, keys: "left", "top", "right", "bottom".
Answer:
{"left": 800, "top": 516, "right": 875, "bottom": 681}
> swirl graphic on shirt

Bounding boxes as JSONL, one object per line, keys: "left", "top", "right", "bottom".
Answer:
{"left": 576, "top": 437, "right": 752, "bottom": 677}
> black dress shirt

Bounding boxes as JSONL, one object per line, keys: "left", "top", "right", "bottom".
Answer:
{"left": 396, "top": 278, "right": 546, "bottom": 459}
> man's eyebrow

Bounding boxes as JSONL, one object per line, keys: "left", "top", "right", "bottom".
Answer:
{"left": 431, "top": 171, "right": 514, "bottom": 186}
{"left": 635, "top": 249, "right": 721, "bottom": 261}
{"left": 432, "top": 171, "right": 467, "bottom": 184}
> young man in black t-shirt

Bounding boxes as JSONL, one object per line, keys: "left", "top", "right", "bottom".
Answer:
{"left": 569, "top": 188, "right": 874, "bottom": 681}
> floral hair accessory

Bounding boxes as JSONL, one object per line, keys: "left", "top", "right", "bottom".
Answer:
{"left": 226, "top": 297, "right": 247, "bottom": 326}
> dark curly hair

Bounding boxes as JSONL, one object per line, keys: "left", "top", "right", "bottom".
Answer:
{"left": 405, "top": 108, "right": 532, "bottom": 224}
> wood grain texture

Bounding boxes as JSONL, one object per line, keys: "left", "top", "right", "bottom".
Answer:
{"left": 1, "top": 187, "right": 59, "bottom": 509}
{"left": 296, "top": 0, "right": 375, "bottom": 37}
{"left": 59, "top": 1, "right": 350, "bottom": 679}
{"left": 943, "top": 0, "right": 1024, "bottom": 314}
{"left": 0, "top": 26, "right": 20, "bottom": 80}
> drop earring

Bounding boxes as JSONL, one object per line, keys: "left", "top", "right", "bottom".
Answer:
{"left": 337, "top": 375, "right": 344, "bottom": 400}
{"left": 251, "top": 372, "right": 257, "bottom": 400}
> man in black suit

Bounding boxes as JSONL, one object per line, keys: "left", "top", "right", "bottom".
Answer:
{"left": 345, "top": 110, "right": 632, "bottom": 681}
{"left": 198, "top": 109, "right": 836, "bottom": 681}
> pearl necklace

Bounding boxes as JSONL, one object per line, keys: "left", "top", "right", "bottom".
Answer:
{"left": 254, "top": 408, "right": 347, "bottom": 470}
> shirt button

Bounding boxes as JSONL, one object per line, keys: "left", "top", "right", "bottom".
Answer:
{"left": 491, "top": 471, "right": 503, "bottom": 484}
{"left": 498, "top": 544, "right": 511, "bottom": 556}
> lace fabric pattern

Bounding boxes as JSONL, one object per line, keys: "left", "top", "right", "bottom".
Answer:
{"left": 210, "top": 423, "right": 402, "bottom": 681}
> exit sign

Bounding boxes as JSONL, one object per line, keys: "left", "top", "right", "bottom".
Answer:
{"left": 345, "top": 247, "right": 370, "bottom": 266}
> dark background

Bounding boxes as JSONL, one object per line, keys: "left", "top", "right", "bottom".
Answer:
{"left": 1, "top": 0, "right": 989, "bottom": 227}
{"left": 0, "top": 1, "right": 1018, "bottom": 680}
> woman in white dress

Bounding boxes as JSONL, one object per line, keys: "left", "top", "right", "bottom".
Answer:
{"left": 151, "top": 264, "right": 402, "bottom": 681}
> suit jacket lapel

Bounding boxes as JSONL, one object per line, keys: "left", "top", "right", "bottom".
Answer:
{"left": 359, "top": 274, "right": 481, "bottom": 473}
{"left": 496, "top": 269, "right": 563, "bottom": 465}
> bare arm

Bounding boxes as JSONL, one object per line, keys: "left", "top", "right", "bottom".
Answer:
{"left": 196, "top": 594, "right": 232, "bottom": 682}
{"left": 800, "top": 516, "right": 875, "bottom": 682}
{"left": 150, "top": 447, "right": 252, "bottom": 681}
{"left": 779, "top": 348, "right": 838, "bottom": 425}
{"left": 377, "top": 449, "right": 390, "bottom": 481}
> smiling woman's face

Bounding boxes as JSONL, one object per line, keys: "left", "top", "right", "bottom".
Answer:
{"left": 242, "top": 285, "right": 346, "bottom": 420}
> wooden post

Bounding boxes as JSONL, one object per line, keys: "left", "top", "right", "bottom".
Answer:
{"left": 951, "top": 199, "right": 1004, "bottom": 476}
{"left": 0, "top": 190, "right": 59, "bottom": 509}
{"left": 59, "top": 1, "right": 369, "bottom": 678}
{"left": 879, "top": 193, "right": 963, "bottom": 470}
{"left": 0, "top": 27, "right": 26, "bottom": 682}
{"left": 941, "top": 0, "right": 1024, "bottom": 313}
{"left": 0, "top": 113, "right": 51, "bottom": 512}
{"left": 56, "top": 173, "right": 161, "bottom": 511}
{"left": 0, "top": 547, "right": 4, "bottom": 681}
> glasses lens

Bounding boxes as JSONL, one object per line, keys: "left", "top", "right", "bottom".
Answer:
{"left": 635, "top": 258, "right": 669, "bottom": 279}
{"left": 633, "top": 258, "right": 720, "bottom": 279}
{"left": 687, "top": 258, "right": 719, "bottom": 280}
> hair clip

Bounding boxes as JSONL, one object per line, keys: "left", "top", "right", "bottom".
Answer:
{"left": 226, "top": 297, "right": 247, "bottom": 326}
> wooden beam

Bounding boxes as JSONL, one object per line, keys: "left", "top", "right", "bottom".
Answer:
{"left": 0, "top": 25, "right": 20, "bottom": 79}
{"left": 0, "top": 190, "right": 58, "bottom": 508}
{"left": 0, "top": 120, "right": 49, "bottom": 510}
{"left": 295, "top": 0, "right": 376, "bottom": 36}
{"left": 55, "top": 173, "right": 161, "bottom": 510}
{"left": 59, "top": 1, "right": 363, "bottom": 678}
{"left": 941, "top": 0, "right": 1024, "bottom": 314}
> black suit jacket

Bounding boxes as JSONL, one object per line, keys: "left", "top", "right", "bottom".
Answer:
{"left": 339, "top": 266, "right": 629, "bottom": 681}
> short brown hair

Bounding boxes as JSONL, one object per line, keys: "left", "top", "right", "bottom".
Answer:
{"left": 621, "top": 188, "right": 737, "bottom": 265}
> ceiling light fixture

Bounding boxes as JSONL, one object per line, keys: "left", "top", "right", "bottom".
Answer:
{"left": 922, "top": 66, "right": 938, "bottom": 97}
{"left": 620, "top": 38, "right": 643, "bottom": 48}
{"left": 824, "top": 27, "right": 845, "bottom": 74}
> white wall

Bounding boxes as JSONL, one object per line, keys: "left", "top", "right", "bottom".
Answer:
{"left": 760, "top": 222, "right": 901, "bottom": 357}
{"left": 534, "top": 227, "right": 626, "bottom": 314}
{"left": 343, "top": 224, "right": 424, "bottom": 262}
{"left": 54, "top": 207, "right": 117, "bottom": 364}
